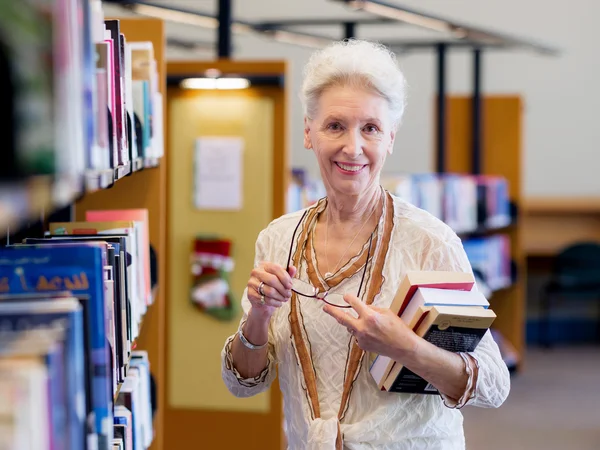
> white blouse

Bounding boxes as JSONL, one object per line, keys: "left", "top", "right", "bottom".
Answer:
{"left": 221, "top": 193, "right": 510, "bottom": 450}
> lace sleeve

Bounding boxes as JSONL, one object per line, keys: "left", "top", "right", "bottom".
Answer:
{"left": 220, "top": 229, "right": 278, "bottom": 398}
{"left": 420, "top": 229, "right": 511, "bottom": 408}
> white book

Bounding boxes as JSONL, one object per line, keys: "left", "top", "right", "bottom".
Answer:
{"left": 153, "top": 92, "right": 164, "bottom": 159}
{"left": 400, "top": 287, "right": 489, "bottom": 325}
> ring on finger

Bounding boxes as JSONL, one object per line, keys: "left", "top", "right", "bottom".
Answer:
{"left": 258, "top": 281, "right": 266, "bottom": 296}
{"left": 260, "top": 294, "right": 266, "bottom": 305}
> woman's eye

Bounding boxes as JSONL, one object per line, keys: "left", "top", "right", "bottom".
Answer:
{"left": 327, "top": 122, "right": 342, "bottom": 131}
{"left": 364, "top": 124, "right": 379, "bottom": 133}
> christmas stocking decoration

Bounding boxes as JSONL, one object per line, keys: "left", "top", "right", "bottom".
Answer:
{"left": 190, "top": 236, "right": 237, "bottom": 321}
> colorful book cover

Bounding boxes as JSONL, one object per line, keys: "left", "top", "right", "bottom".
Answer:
{"left": 0, "top": 245, "right": 112, "bottom": 449}
{"left": 124, "top": 39, "right": 137, "bottom": 162}
{"left": 104, "top": 20, "right": 126, "bottom": 166}
{"left": 49, "top": 220, "right": 145, "bottom": 324}
{"left": 85, "top": 210, "right": 151, "bottom": 306}
{"left": 22, "top": 236, "right": 133, "bottom": 346}
{"left": 0, "top": 298, "right": 84, "bottom": 450}
{"left": 81, "top": 0, "right": 97, "bottom": 172}
{"left": 103, "top": 31, "right": 118, "bottom": 168}
{"left": 118, "top": 32, "right": 130, "bottom": 165}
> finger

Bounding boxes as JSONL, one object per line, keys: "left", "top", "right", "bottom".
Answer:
{"left": 287, "top": 265, "right": 297, "bottom": 279}
{"left": 323, "top": 304, "right": 360, "bottom": 329}
{"left": 247, "top": 288, "right": 284, "bottom": 309}
{"left": 343, "top": 294, "right": 370, "bottom": 316}
{"left": 249, "top": 277, "right": 289, "bottom": 302}
{"left": 263, "top": 263, "right": 293, "bottom": 290}
{"left": 263, "top": 297, "right": 284, "bottom": 308}
{"left": 252, "top": 269, "right": 291, "bottom": 299}
{"left": 370, "top": 306, "right": 390, "bottom": 315}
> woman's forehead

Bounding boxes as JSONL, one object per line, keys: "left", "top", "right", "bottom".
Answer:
{"left": 316, "top": 86, "right": 390, "bottom": 121}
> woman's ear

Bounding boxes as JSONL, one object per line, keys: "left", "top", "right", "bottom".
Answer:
{"left": 304, "top": 117, "right": 313, "bottom": 150}
{"left": 387, "top": 129, "right": 396, "bottom": 155}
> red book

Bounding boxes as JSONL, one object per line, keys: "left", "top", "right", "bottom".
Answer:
{"left": 389, "top": 271, "right": 475, "bottom": 317}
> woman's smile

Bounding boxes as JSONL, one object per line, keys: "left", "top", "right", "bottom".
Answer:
{"left": 334, "top": 161, "right": 367, "bottom": 174}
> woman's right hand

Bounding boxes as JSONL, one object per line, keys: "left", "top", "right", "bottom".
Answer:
{"left": 247, "top": 262, "right": 297, "bottom": 317}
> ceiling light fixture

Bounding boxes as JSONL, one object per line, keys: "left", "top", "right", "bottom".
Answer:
{"left": 180, "top": 77, "right": 250, "bottom": 90}
{"left": 346, "top": 0, "right": 454, "bottom": 35}
{"left": 132, "top": 4, "right": 219, "bottom": 28}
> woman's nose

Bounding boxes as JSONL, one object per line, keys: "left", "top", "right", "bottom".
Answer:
{"left": 342, "top": 129, "right": 363, "bottom": 158}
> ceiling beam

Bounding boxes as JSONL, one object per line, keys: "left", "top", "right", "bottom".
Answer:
{"left": 254, "top": 17, "right": 396, "bottom": 28}
{"left": 334, "top": 0, "right": 559, "bottom": 55}
{"left": 106, "top": 0, "right": 559, "bottom": 55}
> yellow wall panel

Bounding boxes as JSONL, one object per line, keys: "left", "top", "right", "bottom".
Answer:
{"left": 168, "top": 91, "right": 274, "bottom": 412}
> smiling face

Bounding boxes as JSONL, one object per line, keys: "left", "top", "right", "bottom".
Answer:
{"left": 304, "top": 83, "right": 396, "bottom": 199}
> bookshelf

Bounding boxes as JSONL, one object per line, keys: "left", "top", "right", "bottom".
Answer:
{"left": 0, "top": 7, "right": 166, "bottom": 450}
{"left": 439, "top": 94, "right": 526, "bottom": 369}
{"left": 74, "top": 16, "right": 167, "bottom": 450}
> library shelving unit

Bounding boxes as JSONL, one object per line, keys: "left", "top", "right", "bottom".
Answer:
{"left": 73, "top": 17, "right": 168, "bottom": 450}
{"left": 0, "top": 15, "right": 167, "bottom": 450}
{"left": 439, "top": 95, "right": 526, "bottom": 369}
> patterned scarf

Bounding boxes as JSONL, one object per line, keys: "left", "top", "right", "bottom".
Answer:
{"left": 287, "top": 189, "right": 395, "bottom": 449}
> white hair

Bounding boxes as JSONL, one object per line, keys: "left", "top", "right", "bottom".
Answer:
{"left": 300, "top": 39, "right": 408, "bottom": 126}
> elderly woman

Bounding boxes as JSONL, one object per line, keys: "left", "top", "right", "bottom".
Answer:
{"left": 221, "top": 39, "right": 510, "bottom": 449}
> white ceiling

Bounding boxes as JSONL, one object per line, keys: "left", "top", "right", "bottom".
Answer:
{"left": 103, "top": 0, "right": 552, "bottom": 59}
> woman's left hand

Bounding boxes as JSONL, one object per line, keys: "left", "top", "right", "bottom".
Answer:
{"left": 323, "top": 294, "right": 420, "bottom": 362}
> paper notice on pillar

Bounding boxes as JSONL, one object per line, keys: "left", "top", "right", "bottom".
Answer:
{"left": 194, "top": 137, "right": 244, "bottom": 210}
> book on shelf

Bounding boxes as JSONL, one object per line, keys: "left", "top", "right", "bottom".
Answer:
{"left": 463, "top": 234, "right": 512, "bottom": 292}
{"left": 2, "top": 1, "right": 165, "bottom": 238}
{"left": 381, "top": 173, "right": 511, "bottom": 234}
{"left": 0, "top": 244, "right": 112, "bottom": 449}
{"left": 0, "top": 0, "right": 55, "bottom": 179}
{"left": 287, "top": 169, "right": 511, "bottom": 236}
{"left": 85, "top": 209, "right": 152, "bottom": 307}
{"left": 368, "top": 271, "right": 496, "bottom": 394}
{"left": 0, "top": 296, "right": 86, "bottom": 450}
{"left": 0, "top": 356, "right": 55, "bottom": 449}
{"left": 0, "top": 209, "right": 156, "bottom": 449}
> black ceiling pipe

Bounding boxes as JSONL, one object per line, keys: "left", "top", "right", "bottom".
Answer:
{"left": 344, "top": 22, "right": 356, "bottom": 39}
{"left": 472, "top": 47, "right": 483, "bottom": 175}
{"left": 436, "top": 43, "right": 447, "bottom": 173}
{"left": 218, "top": 0, "right": 232, "bottom": 58}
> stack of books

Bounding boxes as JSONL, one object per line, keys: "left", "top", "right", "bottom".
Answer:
{"left": 0, "top": 208, "right": 155, "bottom": 450}
{"left": 369, "top": 271, "right": 496, "bottom": 394}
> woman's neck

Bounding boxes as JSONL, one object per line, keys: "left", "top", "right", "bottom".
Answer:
{"left": 325, "top": 184, "right": 382, "bottom": 226}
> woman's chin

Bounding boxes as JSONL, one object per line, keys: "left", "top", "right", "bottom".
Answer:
{"left": 330, "top": 179, "right": 368, "bottom": 197}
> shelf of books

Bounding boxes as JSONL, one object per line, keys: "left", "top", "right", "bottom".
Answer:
{"left": 0, "top": 2, "right": 166, "bottom": 449}
{"left": 288, "top": 169, "right": 520, "bottom": 371}
{"left": 440, "top": 94, "right": 525, "bottom": 372}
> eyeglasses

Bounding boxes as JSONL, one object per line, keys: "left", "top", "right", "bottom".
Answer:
{"left": 285, "top": 209, "right": 374, "bottom": 308}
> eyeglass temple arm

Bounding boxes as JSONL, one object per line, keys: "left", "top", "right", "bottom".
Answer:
{"left": 286, "top": 209, "right": 309, "bottom": 270}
